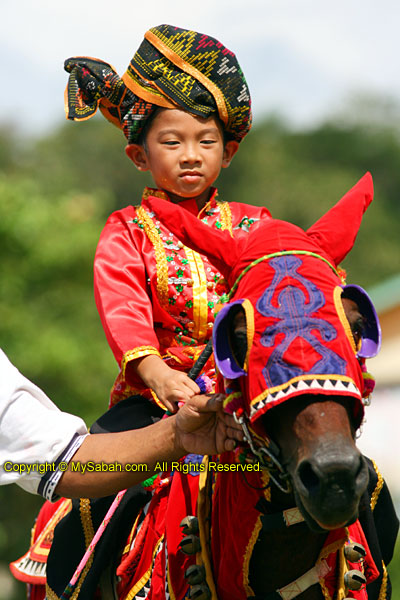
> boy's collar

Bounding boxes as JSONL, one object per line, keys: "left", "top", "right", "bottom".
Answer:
{"left": 141, "top": 187, "right": 219, "bottom": 217}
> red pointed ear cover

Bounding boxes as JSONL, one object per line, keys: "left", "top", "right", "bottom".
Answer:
{"left": 306, "top": 172, "right": 373, "bottom": 265}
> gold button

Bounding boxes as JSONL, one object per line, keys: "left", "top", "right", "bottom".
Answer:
{"left": 177, "top": 241, "right": 184, "bottom": 248}
{"left": 207, "top": 322, "right": 213, "bottom": 329}
{"left": 186, "top": 279, "right": 194, "bottom": 287}
{"left": 188, "top": 321, "right": 195, "bottom": 329}
{"left": 207, "top": 282, "right": 214, "bottom": 290}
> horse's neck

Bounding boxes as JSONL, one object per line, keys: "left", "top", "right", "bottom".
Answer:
{"left": 249, "top": 488, "right": 327, "bottom": 600}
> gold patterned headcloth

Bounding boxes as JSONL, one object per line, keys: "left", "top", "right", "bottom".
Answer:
{"left": 64, "top": 24, "right": 252, "bottom": 143}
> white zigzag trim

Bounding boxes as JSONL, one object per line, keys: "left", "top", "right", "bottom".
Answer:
{"left": 250, "top": 378, "right": 360, "bottom": 419}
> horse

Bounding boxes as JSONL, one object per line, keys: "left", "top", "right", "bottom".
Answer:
{"left": 28, "top": 173, "right": 397, "bottom": 599}
{"left": 104, "top": 172, "right": 393, "bottom": 600}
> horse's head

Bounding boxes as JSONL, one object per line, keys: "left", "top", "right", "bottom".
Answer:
{"left": 147, "top": 173, "right": 378, "bottom": 531}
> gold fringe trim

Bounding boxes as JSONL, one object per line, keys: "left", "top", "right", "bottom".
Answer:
{"left": 46, "top": 499, "right": 97, "bottom": 600}
{"left": 319, "top": 577, "right": 332, "bottom": 600}
{"left": 121, "top": 346, "right": 161, "bottom": 377}
{"left": 80, "top": 498, "right": 94, "bottom": 548}
{"left": 45, "top": 584, "right": 61, "bottom": 600}
{"left": 243, "top": 517, "right": 262, "bottom": 597}
{"left": 370, "top": 460, "right": 384, "bottom": 511}
{"left": 378, "top": 561, "right": 388, "bottom": 600}
{"left": 317, "top": 529, "right": 348, "bottom": 600}
{"left": 335, "top": 540, "right": 347, "bottom": 600}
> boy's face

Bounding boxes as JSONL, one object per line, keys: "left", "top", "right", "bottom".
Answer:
{"left": 126, "top": 109, "right": 239, "bottom": 208}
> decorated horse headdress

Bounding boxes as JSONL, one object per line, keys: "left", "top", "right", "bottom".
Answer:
{"left": 146, "top": 173, "right": 374, "bottom": 434}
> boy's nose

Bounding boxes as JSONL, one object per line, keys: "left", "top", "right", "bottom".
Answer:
{"left": 180, "top": 143, "right": 201, "bottom": 165}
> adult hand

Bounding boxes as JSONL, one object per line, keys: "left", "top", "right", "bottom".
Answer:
{"left": 174, "top": 393, "right": 243, "bottom": 455}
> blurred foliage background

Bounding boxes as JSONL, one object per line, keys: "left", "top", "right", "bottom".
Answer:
{"left": 0, "top": 96, "right": 399, "bottom": 597}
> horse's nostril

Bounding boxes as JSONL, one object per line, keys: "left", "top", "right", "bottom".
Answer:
{"left": 297, "top": 461, "right": 320, "bottom": 496}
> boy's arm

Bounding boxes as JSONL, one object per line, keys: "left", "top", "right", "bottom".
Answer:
{"left": 94, "top": 209, "right": 162, "bottom": 380}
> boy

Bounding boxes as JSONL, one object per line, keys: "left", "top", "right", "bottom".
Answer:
{"left": 64, "top": 24, "right": 271, "bottom": 412}
{"left": 12, "top": 31, "right": 270, "bottom": 596}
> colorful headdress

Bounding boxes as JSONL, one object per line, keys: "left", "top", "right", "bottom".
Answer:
{"left": 64, "top": 24, "right": 252, "bottom": 143}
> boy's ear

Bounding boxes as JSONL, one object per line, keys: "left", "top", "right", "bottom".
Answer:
{"left": 222, "top": 140, "right": 239, "bottom": 168}
{"left": 125, "top": 144, "right": 149, "bottom": 171}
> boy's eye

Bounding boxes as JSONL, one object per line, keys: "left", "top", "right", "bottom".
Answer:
{"left": 200, "top": 139, "right": 217, "bottom": 145}
{"left": 162, "top": 140, "right": 179, "bottom": 146}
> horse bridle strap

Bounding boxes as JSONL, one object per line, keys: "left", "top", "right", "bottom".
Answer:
{"left": 233, "top": 409, "right": 291, "bottom": 494}
{"left": 259, "top": 507, "right": 305, "bottom": 532}
{"left": 248, "top": 559, "right": 330, "bottom": 600}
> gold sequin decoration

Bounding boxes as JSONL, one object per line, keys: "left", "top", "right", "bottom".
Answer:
{"left": 136, "top": 206, "right": 169, "bottom": 309}
{"left": 183, "top": 246, "right": 209, "bottom": 343}
{"left": 217, "top": 200, "right": 233, "bottom": 235}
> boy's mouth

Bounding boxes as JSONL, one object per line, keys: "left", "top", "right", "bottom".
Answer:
{"left": 180, "top": 171, "right": 202, "bottom": 183}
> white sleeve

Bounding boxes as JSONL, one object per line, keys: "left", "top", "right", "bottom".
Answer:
{"left": 0, "top": 349, "right": 88, "bottom": 497}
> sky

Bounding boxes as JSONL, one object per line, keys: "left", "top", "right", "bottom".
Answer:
{"left": 2, "top": 0, "right": 400, "bottom": 136}
{"left": 1, "top": 1, "right": 400, "bottom": 500}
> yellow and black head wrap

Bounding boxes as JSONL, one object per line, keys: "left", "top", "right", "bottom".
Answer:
{"left": 64, "top": 24, "right": 252, "bottom": 143}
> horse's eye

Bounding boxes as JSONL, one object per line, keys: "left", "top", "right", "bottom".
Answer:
{"left": 351, "top": 317, "right": 366, "bottom": 347}
{"left": 230, "top": 330, "right": 248, "bottom": 367}
{"left": 230, "top": 309, "right": 248, "bottom": 367}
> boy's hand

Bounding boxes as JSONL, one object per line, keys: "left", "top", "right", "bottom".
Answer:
{"left": 133, "top": 355, "right": 200, "bottom": 413}
{"left": 174, "top": 393, "right": 244, "bottom": 455}
{"left": 152, "top": 369, "right": 200, "bottom": 413}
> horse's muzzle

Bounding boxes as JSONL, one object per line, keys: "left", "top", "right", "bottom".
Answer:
{"left": 292, "top": 437, "right": 369, "bottom": 530}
